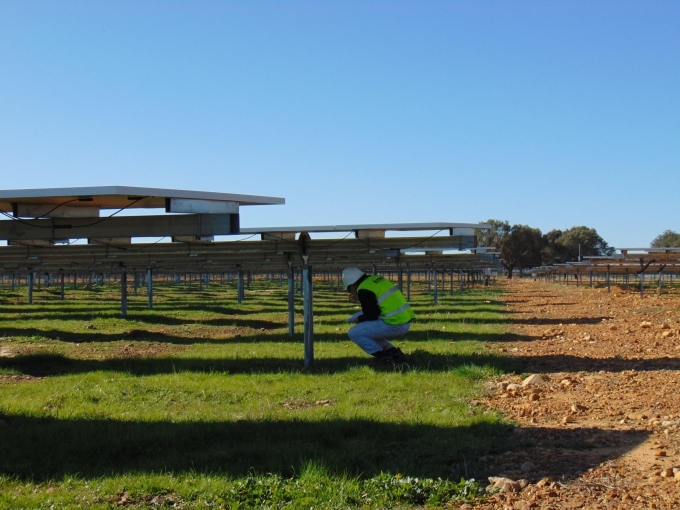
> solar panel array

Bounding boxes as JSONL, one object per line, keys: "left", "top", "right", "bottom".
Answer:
{"left": 0, "top": 187, "right": 499, "bottom": 366}
{"left": 528, "top": 248, "right": 680, "bottom": 298}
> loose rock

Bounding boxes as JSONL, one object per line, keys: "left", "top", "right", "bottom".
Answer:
{"left": 520, "top": 461, "right": 537, "bottom": 473}
{"left": 488, "top": 476, "right": 522, "bottom": 492}
{"left": 521, "top": 374, "right": 545, "bottom": 387}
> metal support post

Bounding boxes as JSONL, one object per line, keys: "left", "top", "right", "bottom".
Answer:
{"left": 303, "top": 264, "right": 314, "bottom": 367}
{"left": 427, "top": 269, "right": 431, "bottom": 294}
{"left": 60, "top": 272, "right": 65, "bottom": 300}
{"left": 28, "top": 272, "right": 33, "bottom": 304}
{"left": 73, "top": 273, "right": 77, "bottom": 290}
{"left": 406, "top": 266, "right": 411, "bottom": 301}
{"left": 433, "top": 266, "right": 439, "bottom": 305}
{"left": 237, "top": 268, "right": 245, "bottom": 303}
{"left": 397, "top": 264, "right": 403, "bottom": 292}
{"left": 147, "top": 267, "right": 153, "bottom": 309}
{"left": 133, "top": 272, "right": 139, "bottom": 295}
{"left": 460, "top": 270, "right": 464, "bottom": 292}
{"left": 287, "top": 263, "right": 295, "bottom": 337}
{"left": 640, "top": 272, "right": 644, "bottom": 299}
{"left": 247, "top": 270, "right": 252, "bottom": 289}
{"left": 121, "top": 270, "right": 128, "bottom": 317}
{"left": 606, "top": 266, "right": 610, "bottom": 293}
{"left": 11, "top": 274, "right": 15, "bottom": 292}
{"left": 589, "top": 272, "right": 593, "bottom": 288}
{"left": 658, "top": 270, "right": 663, "bottom": 295}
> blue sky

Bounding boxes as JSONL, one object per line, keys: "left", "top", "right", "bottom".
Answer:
{"left": 1, "top": 1, "right": 678, "bottom": 248}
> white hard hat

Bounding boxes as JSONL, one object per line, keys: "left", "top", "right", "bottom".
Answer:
{"left": 342, "top": 267, "right": 365, "bottom": 289}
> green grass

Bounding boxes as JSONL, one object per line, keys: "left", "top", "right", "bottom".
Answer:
{"left": 0, "top": 278, "right": 518, "bottom": 508}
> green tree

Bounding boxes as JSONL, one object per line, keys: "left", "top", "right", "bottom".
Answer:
{"left": 651, "top": 230, "right": 680, "bottom": 247}
{"left": 476, "top": 219, "right": 510, "bottom": 250}
{"left": 541, "top": 229, "right": 567, "bottom": 265}
{"left": 500, "top": 225, "right": 544, "bottom": 278}
{"left": 542, "top": 226, "right": 613, "bottom": 264}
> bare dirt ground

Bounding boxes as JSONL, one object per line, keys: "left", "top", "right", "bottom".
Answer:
{"left": 468, "top": 278, "right": 680, "bottom": 510}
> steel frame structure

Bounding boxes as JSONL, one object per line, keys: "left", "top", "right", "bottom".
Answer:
{"left": 0, "top": 186, "right": 499, "bottom": 367}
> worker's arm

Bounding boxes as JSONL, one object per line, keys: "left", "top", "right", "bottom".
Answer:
{"left": 356, "top": 289, "right": 380, "bottom": 322}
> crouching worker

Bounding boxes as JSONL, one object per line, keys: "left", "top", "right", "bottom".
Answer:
{"left": 342, "top": 267, "right": 415, "bottom": 365}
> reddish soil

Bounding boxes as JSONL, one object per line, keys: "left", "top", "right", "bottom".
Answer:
{"left": 469, "top": 279, "right": 680, "bottom": 510}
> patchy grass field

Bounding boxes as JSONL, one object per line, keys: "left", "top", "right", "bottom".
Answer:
{"left": 0, "top": 277, "right": 517, "bottom": 509}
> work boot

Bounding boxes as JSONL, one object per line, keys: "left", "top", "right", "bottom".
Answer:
{"left": 369, "top": 349, "right": 393, "bottom": 366}
{"left": 369, "top": 347, "right": 408, "bottom": 366}
{"left": 384, "top": 347, "right": 408, "bottom": 364}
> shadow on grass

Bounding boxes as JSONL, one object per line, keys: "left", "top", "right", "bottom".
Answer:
{"left": 0, "top": 327, "right": 536, "bottom": 345}
{"left": 3, "top": 349, "right": 668, "bottom": 377}
{"left": 0, "top": 350, "right": 523, "bottom": 377}
{"left": 0, "top": 308, "right": 287, "bottom": 325}
{"left": 511, "top": 353, "right": 680, "bottom": 373}
{"left": 0, "top": 415, "right": 648, "bottom": 483}
{"left": 340, "top": 307, "right": 508, "bottom": 317}
{"left": 0, "top": 311, "right": 601, "bottom": 329}
{"left": 413, "top": 316, "right": 608, "bottom": 326}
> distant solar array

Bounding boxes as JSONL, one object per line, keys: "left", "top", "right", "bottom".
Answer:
{"left": 529, "top": 248, "right": 680, "bottom": 297}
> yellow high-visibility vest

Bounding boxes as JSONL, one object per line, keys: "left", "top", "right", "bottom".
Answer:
{"left": 357, "top": 275, "right": 415, "bottom": 325}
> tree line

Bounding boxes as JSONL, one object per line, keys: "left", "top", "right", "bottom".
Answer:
{"left": 651, "top": 230, "right": 680, "bottom": 248}
{"left": 478, "top": 221, "right": 679, "bottom": 278}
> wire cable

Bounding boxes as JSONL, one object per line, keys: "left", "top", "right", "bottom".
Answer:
{"left": 313, "top": 231, "right": 354, "bottom": 248}
{"left": 1, "top": 210, "right": 58, "bottom": 228}
{"left": 0, "top": 197, "right": 82, "bottom": 225}
{"left": 355, "top": 229, "right": 446, "bottom": 253}
{"left": 79, "top": 236, "right": 170, "bottom": 253}
{"left": 0, "top": 197, "right": 148, "bottom": 230}
{"left": 247, "top": 232, "right": 299, "bottom": 246}
{"left": 33, "top": 198, "right": 81, "bottom": 219}
{"left": 232, "top": 233, "right": 258, "bottom": 242}
{"left": 67, "top": 197, "right": 148, "bottom": 228}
